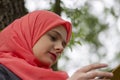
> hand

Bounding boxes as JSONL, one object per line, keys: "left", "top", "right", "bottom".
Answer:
{"left": 67, "top": 63, "right": 113, "bottom": 80}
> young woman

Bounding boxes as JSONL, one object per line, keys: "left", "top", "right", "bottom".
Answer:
{"left": 0, "top": 10, "right": 113, "bottom": 80}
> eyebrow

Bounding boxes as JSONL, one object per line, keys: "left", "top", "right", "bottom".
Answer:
{"left": 51, "top": 30, "right": 67, "bottom": 46}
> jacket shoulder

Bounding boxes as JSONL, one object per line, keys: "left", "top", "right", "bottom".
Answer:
{"left": 0, "top": 64, "right": 21, "bottom": 80}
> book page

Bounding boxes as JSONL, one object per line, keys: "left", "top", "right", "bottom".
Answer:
{"left": 111, "top": 64, "right": 120, "bottom": 80}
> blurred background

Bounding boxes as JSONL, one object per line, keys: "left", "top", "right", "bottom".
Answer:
{"left": 0, "top": 0, "right": 120, "bottom": 76}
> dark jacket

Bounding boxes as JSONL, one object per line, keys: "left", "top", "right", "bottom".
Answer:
{"left": 0, "top": 64, "right": 21, "bottom": 80}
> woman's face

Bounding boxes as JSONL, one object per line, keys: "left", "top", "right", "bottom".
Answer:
{"left": 32, "top": 26, "right": 67, "bottom": 67}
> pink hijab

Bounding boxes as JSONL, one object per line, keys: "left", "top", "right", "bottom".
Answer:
{"left": 0, "top": 10, "right": 72, "bottom": 80}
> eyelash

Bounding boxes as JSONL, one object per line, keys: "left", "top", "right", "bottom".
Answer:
{"left": 47, "top": 33, "right": 66, "bottom": 48}
{"left": 48, "top": 34, "right": 57, "bottom": 41}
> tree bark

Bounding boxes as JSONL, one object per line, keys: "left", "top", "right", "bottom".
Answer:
{"left": 53, "top": 0, "right": 61, "bottom": 16}
{"left": 0, "top": 0, "right": 28, "bottom": 30}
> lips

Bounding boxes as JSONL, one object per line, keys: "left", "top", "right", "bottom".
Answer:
{"left": 49, "top": 52, "right": 57, "bottom": 61}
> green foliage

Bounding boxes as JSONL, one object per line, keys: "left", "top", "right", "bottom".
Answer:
{"left": 62, "top": 3, "right": 108, "bottom": 49}
{"left": 114, "top": 52, "right": 120, "bottom": 62}
{"left": 59, "top": 1, "right": 120, "bottom": 66}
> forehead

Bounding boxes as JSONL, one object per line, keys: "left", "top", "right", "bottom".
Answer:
{"left": 51, "top": 26, "right": 66, "bottom": 32}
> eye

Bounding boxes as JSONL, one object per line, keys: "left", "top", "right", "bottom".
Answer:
{"left": 48, "top": 34, "right": 58, "bottom": 41}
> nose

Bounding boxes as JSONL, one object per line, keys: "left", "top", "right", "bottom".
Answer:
{"left": 54, "top": 41, "right": 64, "bottom": 53}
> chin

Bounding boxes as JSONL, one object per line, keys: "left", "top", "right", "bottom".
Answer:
{"left": 44, "top": 61, "right": 55, "bottom": 67}
{"left": 48, "top": 61, "right": 57, "bottom": 67}
{"left": 39, "top": 59, "right": 57, "bottom": 68}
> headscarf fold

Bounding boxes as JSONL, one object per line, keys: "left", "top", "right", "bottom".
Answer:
{"left": 0, "top": 10, "right": 72, "bottom": 80}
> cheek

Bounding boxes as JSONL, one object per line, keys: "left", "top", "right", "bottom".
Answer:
{"left": 32, "top": 35, "right": 54, "bottom": 58}
{"left": 32, "top": 45, "right": 42, "bottom": 58}
{"left": 32, "top": 41, "right": 52, "bottom": 58}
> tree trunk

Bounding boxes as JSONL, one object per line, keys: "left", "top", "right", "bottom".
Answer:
{"left": 0, "top": 0, "right": 28, "bottom": 30}
{"left": 53, "top": 0, "right": 61, "bottom": 16}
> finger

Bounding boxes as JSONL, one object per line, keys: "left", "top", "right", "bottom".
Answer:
{"left": 86, "top": 71, "right": 113, "bottom": 79}
{"left": 78, "top": 63, "right": 108, "bottom": 72}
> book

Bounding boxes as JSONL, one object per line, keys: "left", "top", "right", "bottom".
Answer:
{"left": 111, "top": 64, "right": 120, "bottom": 80}
{"left": 102, "top": 64, "right": 120, "bottom": 80}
